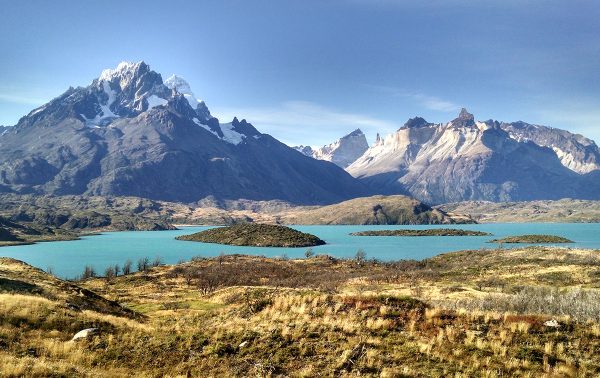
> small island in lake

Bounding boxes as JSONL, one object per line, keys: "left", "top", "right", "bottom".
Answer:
{"left": 176, "top": 223, "right": 326, "bottom": 247}
{"left": 489, "top": 235, "right": 574, "bottom": 244}
{"left": 350, "top": 228, "right": 491, "bottom": 237}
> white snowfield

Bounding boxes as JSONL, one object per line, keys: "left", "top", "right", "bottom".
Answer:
{"left": 164, "top": 74, "right": 202, "bottom": 109}
{"left": 193, "top": 118, "right": 245, "bottom": 145}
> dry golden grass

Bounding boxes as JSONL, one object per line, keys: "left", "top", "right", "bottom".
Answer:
{"left": 0, "top": 247, "right": 599, "bottom": 376}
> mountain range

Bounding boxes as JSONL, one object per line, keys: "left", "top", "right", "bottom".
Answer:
{"left": 0, "top": 62, "right": 370, "bottom": 204}
{"left": 294, "top": 129, "right": 369, "bottom": 168}
{"left": 345, "top": 109, "right": 600, "bottom": 204}
{"left": 1, "top": 61, "right": 599, "bottom": 206}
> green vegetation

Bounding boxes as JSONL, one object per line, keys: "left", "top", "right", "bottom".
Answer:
{"left": 176, "top": 224, "right": 326, "bottom": 247}
{"left": 489, "top": 234, "right": 573, "bottom": 244}
{"left": 1, "top": 247, "right": 600, "bottom": 376}
{"left": 0, "top": 194, "right": 176, "bottom": 231}
{"left": 351, "top": 228, "right": 491, "bottom": 237}
{"left": 0, "top": 216, "right": 80, "bottom": 247}
{"left": 0, "top": 227, "right": 20, "bottom": 242}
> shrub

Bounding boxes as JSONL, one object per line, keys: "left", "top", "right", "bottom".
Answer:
{"left": 104, "top": 266, "right": 115, "bottom": 281}
{"left": 152, "top": 256, "right": 163, "bottom": 268}
{"left": 123, "top": 260, "right": 132, "bottom": 275}
{"left": 137, "top": 257, "right": 150, "bottom": 272}
{"left": 355, "top": 249, "right": 367, "bottom": 265}
{"left": 81, "top": 265, "right": 96, "bottom": 279}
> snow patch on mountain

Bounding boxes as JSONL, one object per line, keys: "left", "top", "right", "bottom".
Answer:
{"left": 219, "top": 122, "right": 245, "bottom": 145}
{"left": 193, "top": 118, "right": 218, "bottom": 135}
{"left": 147, "top": 95, "right": 168, "bottom": 109}
{"left": 29, "top": 105, "right": 47, "bottom": 117}
{"left": 164, "top": 75, "right": 201, "bottom": 109}
{"left": 81, "top": 81, "right": 119, "bottom": 127}
{"left": 192, "top": 118, "right": 245, "bottom": 145}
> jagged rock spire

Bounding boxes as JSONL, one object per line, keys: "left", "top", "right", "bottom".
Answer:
{"left": 403, "top": 117, "right": 430, "bottom": 129}
{"left": 452, "top": 108, "right": 475, "bottom": 127}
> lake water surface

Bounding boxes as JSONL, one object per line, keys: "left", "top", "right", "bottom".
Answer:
{"left": 2, "top": 223, "right": 600, "bottom": 278}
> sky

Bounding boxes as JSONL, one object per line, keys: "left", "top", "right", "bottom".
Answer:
{"left": 0, "top": 0, "right": 599, "bottom": 146}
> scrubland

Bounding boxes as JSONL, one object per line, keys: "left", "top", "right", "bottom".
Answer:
{"left": 1, "top": 246, "right": 599, "bottom": 377}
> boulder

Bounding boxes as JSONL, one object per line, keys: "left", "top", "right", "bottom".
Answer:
{"left": 71, "top": 328, "right": 99, "bottom": 341}
{"left": 544, "top": 319, "right": 560, "bottom": 328}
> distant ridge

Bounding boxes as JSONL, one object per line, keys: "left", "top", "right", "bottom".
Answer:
{"left": 347, "top": 109, "right": 600, "bottom": 204}
{"left": 294, "top": 128, "right": 369, "bottom": 168}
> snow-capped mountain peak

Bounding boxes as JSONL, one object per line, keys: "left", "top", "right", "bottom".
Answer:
{"left": 14, "top": 61, "right": 223, "bottom": 134}
{"left": 295, "top": 128, "right": 369, "bottom": 168}
{"left": 98, "top": 61, "right": 149, "bottom": 88}
{"left": 0, "top": 61, "right": 370, "bottom": 204}
{"left": 164, "top": 74, "right": 201, "bottom": 109}
{"left": 85, "top": 60, "right": 171, "bottom": 125}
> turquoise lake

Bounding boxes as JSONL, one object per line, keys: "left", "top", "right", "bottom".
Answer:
{"left": 1, "top": 223, "right": 600, "bottom": 278}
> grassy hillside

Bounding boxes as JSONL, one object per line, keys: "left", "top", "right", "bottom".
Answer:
{"left": 0, "top": 194, "right": 475, "bottom": 228}
{"left": 438, "top": 199, "right": 600, "bottom": 223}
{"left": 278, "top": 195, "right": 475, "bottom": 225}
{"left": 1, "top": 247, "right": 599, "bottom": 376}
{"left": 176, "top": 224, "right": 326, "bottom": 247}
{"left": 0, "top": 258, "right": 139, "bottom": 318}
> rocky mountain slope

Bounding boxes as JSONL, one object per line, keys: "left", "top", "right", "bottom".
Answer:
{"left": 499, "top": 121, "right": 600, "bottom": 173}
{"left": 347, "top": 109, "right": 600, "bottom": 204}
{"left": 295, "top": 129, "right": 369, "bottom": 168}
{"left": 0, "top": 194, "right": 175, "bottom": 232}
{"left": 439, "top": 199, "right": 600, "bottom": 223}
{"left": 0, "top": 62, "right": 371, "bottom": 204}
{"left": 0, "top": 215, "right": 79, "bottom": 245}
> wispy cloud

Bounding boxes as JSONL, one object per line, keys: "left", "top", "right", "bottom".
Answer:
{"left": 366, "top": 85, "right": 460, "bottom": 113}
{"left": 212, "top": 101, "right": 398, "bottom": 147}
{"left": 408, "top": 93, "right": 459, "bottom": 112}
